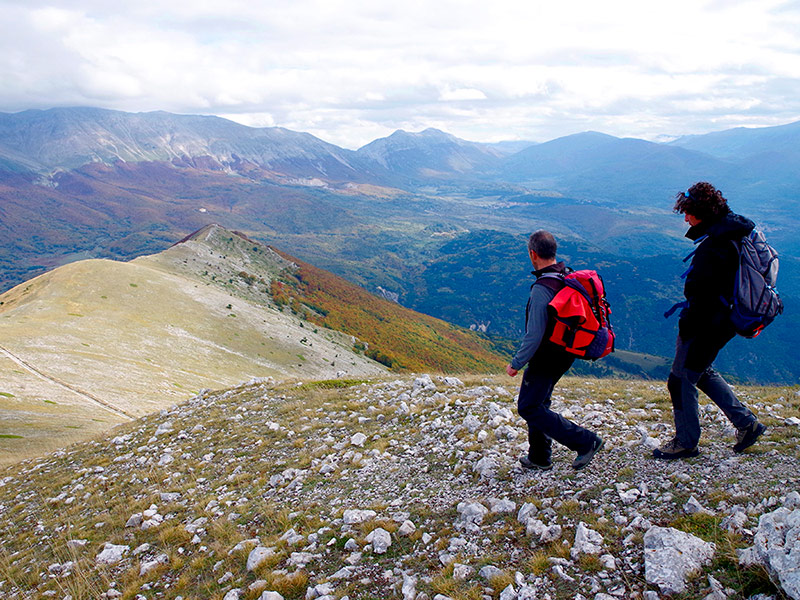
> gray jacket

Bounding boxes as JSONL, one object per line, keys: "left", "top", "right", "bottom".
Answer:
{"left": 510, "top": 262, "right": 568, "bottom": 371}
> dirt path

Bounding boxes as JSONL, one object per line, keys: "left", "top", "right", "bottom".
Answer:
{"left": 0, "top": 344, "right": 134, "bottom": 420}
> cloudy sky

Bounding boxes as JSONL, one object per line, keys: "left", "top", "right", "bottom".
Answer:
{"left": 2, "top": 0, "right": 800, "bottom": 148}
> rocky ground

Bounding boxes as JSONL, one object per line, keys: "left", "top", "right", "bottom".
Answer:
{"left": 1, "top": 374, "right": 799, "bottom": 600}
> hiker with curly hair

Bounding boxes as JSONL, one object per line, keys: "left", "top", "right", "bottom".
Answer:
{"left": 654, "top": 182, "right": 767, "bottom": 459}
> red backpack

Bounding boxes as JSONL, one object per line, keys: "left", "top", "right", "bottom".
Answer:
{"left": 539, "top": 270, "right": 615, "bottom": 360}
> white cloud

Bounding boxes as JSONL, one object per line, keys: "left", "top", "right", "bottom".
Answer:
{"left": 1, "top": 0, "right": 799, "bottom": 147}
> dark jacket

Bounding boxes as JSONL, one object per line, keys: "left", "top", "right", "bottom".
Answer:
{"left": 510, "top": 261, "right": 569, "bottom": 371}
{"left": 680, "top": 210, "right": 754, "bottom": 339}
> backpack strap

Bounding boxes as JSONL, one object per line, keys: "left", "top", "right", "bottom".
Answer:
{"left": 534, "top": 271, "right": 566, "bottom": 293}
{"left": 664, "top": 300, "right": 688, "bottom": 319}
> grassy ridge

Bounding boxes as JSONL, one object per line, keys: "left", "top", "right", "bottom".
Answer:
{"left": 269, "top": 248, "right": 507, "bottom": 373}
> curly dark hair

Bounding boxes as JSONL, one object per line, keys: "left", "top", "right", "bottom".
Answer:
{"left": 673, "top": 181, "right": 730, "bottom": 222}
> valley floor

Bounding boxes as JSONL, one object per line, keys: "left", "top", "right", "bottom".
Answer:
{"left": 1, "top": 375, "right": 799, "bottom": 599}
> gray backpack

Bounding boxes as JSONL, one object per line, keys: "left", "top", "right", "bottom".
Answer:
{"left": 728, "top": 229, "right": 783, "bottom": 338}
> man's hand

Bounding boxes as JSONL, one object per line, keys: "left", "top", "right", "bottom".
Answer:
{"left": 505, "top": 364, "right": 518, "bottom": 377}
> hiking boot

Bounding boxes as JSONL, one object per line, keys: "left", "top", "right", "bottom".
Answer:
{"left": 572, "top": 436, "right": 604, "bottom": 470}
{"left": 519, "top": 455, "right": 553, "bottom": 471}
{"left": 652, "top": 437, "right": 699, "bottom": 460}
{"left": 733, "top": 421, "right": 767, "bottom": 453}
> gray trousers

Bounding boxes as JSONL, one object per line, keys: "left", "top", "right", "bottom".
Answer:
{"left": 669, "top": 334, "right": 756, "bottom": 449}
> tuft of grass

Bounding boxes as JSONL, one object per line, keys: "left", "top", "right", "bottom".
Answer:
{"left": 527, "top": 551, "right": 551, "bottom": 576}
{"left": 617, "top": 466, "right": 635, "bottom": 480}
{"left": 266, "top": 569, "right": 309, "bottom": 598}
{"left": 668, "top": 513, "right": 723, "bottom": 543}
{"left": 577, "top": 553, "right": 604, "bottom": 573}
{"left": 297, "top": 378, "right": 371, "bottom": 390}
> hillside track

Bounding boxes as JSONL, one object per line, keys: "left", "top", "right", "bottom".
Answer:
{"left": 0, "top": 344, "right": 135, "bottom": 420}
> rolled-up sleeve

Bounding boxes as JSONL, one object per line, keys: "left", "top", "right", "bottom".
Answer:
{"left": 510, "top": 285, "right": 551, "bottom": 371}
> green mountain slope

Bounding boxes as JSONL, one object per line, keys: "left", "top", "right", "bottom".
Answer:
{"left": 0, "top": 225, "right": 387, "bottom": 463}
{"left": 0, "top": 225, "right": 512, "bottom": 464}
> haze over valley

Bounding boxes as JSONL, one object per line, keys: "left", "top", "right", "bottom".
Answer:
{"left": 1, "top": 107, "right": 797, "bottom": 385}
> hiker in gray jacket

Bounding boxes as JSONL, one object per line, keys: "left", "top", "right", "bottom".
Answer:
{"left": 506, "top": 230, "right": 603, "bottom": 471}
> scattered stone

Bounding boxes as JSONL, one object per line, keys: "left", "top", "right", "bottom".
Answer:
{"left": 684, "top": 496, "right": 713, "bottom": 515}
{"left": 154, "top": 422, "right": 173, "bottom": 436}
{"left": 398, "top": 520, "right": 416, "bottom": 536}
{"left": 452, "top": 563, "right": 475, "bottom": 580}
{"left": 463, "top": 414, "right": 481, "bottom": 433}
{"left": 644, "top": 526, "right": 716, "bottom": 595}
{"left": 247, "top": 547, "right": 276, "bottom": 572}
{"left": 599, "top": 554, "right": 616, "bottom": 570}
{"left": 455, "top": 501, "right": 488, "bottom": 532}
{"left": 738, "top": 503, "right": 800, "bottom": 600}
{"left": 342, "top": 509, "right": 376, "bottom": 525}
{"left": 96, "top": 543, "right": 129, "bottom": 565}
{"left": 488, "top": 497, "right": 516, "bottom": 514}
{"left": 401, "top": 573, "right": 416, "bottom": 600}
{"left": 413, "top": 375, "right": 436, "bottom": 393}
{"left": 479, "top": 565, "right": 503, "bottom": 581}
{"left": 139, "top": 553, "right": 168, "bottom": 577}
{"left": 721, "top": 507, "right": 748, "bottom": 532}
{"left": 518, "top": 502, "right": 538, "bottom": 524}
{"left": 540, "top": 524, "right": 562, "bottom": 544}
{"left": 473, "top": 456, "right": 498, "bottom": 479}
{"left": 571, "top": 522, "right": 604, "bottom": 559}
{"left": 288, "top": 551, "right": 314, "bottom": 568}
{"left": 365, "top": 528, "right": 391, "bottom": 554}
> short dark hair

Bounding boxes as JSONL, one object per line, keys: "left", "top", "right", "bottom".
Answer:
{"left": 528, "top": 230, "right": 557, "bottom": 259}
{"left": 673, "top": 182, "right": 730, "bottom": 221}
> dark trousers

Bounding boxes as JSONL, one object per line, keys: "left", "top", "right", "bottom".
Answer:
{"left": 669, "top": 333, "right": 756, "bottom": 448}
{"left": 517, "top": 347, "right": 597, "bottom": 463}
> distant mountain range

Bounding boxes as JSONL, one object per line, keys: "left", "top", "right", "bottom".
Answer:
{"left": 1, "top": 107, "right": 797, "bottom": 383}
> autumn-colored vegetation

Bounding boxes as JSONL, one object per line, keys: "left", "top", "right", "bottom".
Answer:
{"left": 269, "top": 249, "right": 507, "bottom": 373}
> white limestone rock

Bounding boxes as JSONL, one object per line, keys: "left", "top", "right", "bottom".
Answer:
{"left": 247, "top": 546, "right": 276, "bottom": 572}
{"left": 499, "top": 585, "right": 517, "bottom": 600}
{"left": 398, "top": 520, "right": 416, "bottom": 536}
{"left": 739, "top": 505, "right": 800, "bottom": 600}
{"left": 479, "top": 565, "right": 503, "bottom": 581}
{"left": 473, "top": 456, "right": 498, "bottom": 479}
{"left": 456, "top": 501, "right": 488, "bottom": 532}
{"left": 463, "top": 414, "right": 481, "bottom": 433}
{"left": 488, "top": 497, "right": 516, "bottom": 514}
{"left": 518, "top": 502, "right": 538, "bottom": 524}
{"left": 342, "top": 509, "right": 377, "bottom": 525}
{"left": 452, "top": 563, "right": 475, "bottom": 580}
{"left": 366, "top": 527, "right": 392, "bottom": 554}
{"left": 684, "top": 496, "right": 713, "bottom": 515}
{"left": 643, "top": 526, "right": 716, "bottom": 595}
{"left": 139, "top": 553, "right": 168, "bottom": 576}
{"left": 540, "top": 524, "right": 562, "bottom": 543}
{"left": 413, "top": 375, "right": 436, "bottom": 393}
{"left": 96, "top": 543, "right": 129, "bottom": 565}
{"left": 571, "top": 522, "right": 604, "bottom": 559}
